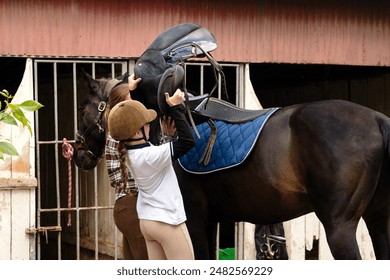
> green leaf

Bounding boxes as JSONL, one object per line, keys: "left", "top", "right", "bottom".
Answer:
{"left": 7, "top": 103, "right": 17, "bottom": 111}
{"left": 0, "top": 111, "right": 5, "bottom": 121}
{"left": 12, "top": 107, "right": 28, "bottom": 127}
{"left": 25, "top": 123, "right": 33, "bottom": 135}
{"left": 0, "top": 141, "right": 19, "bottom": 156}
{"left": 0, "top": 113, "right": 18, "bottom": 126}
{"left": 20, "top": 100, "right": 44, "bottom": 111}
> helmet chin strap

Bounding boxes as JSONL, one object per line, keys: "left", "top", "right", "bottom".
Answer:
{"left": 141, "top": 127, "right": 148, "bottom": 141}
{"left": 123, "top": 127, "right": 148, "bottom": 142}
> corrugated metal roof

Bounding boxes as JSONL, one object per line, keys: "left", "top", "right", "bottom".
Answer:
{"left": 0, "top": 0, "right": 389, "bottom": 66}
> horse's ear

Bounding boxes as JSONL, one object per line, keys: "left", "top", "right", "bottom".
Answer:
{"left": 80, "top": 67, "right": 99, "bottom": 94}
{"left": 80, "top": 67, "right": 90, "bottom": 81}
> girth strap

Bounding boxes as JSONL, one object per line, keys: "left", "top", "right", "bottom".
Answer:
{"left": 198, "top": 119, "right": 217, "bottom": 166}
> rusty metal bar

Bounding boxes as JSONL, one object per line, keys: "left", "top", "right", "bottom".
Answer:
{"left": 26, "top": 226, "right": 62, "bottom": 234}
{"left": 39, "top": 206, "right": 114, "bottom": 212}
{"left": 73, "top": 62, "right": 81, "bottom": 261}
{"left": 53, "top": 62, "right": 62, "bottom": 260}
{"left": 33, "top": 60, "right": 42, "bottom": 260}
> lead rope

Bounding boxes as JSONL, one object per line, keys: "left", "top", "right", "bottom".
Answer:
{"left": 62, "top": 138, "right": 74, "bottom": 227}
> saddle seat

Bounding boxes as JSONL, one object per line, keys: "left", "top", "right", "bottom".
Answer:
{"left": 188, "top": 95, "right": 274, "bottom": 124}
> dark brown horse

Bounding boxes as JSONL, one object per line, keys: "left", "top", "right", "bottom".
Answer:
{"left": 76, "top": 70, "right": 390, "bottom": 260}
{"left": 172, "top": 99, "right": 390, "bottom": 260}
{"left": 74, "top": 23, "right": 390, "bottom": 259}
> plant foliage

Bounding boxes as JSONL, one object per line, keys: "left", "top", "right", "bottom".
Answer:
{"left": 0, "top": 89, "right": 43, "bottom": 160}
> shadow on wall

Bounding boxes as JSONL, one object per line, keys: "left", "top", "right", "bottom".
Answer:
{"left": 0, "top": 58, "right": 26, "bottom": 110}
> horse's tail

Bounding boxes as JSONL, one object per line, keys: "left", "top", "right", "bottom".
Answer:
{"left": 377, "top": 113, "right": 390, "bottom": 159}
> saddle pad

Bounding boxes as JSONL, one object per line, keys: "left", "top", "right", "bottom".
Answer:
{"left": 178, "top": 107, "right": 279, "bottom": 174}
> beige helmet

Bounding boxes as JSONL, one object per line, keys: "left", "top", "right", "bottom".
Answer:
{"left": 108, "top": 100, "right": 157, "bottom": 141}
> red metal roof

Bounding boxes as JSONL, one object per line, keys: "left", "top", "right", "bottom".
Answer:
{"left": 0, "top": 0, "right": 389, "bottom": 66}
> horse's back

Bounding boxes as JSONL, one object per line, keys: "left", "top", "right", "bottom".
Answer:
{"left": 286, "top": 99, "right": 386, "bottom": 162}
{"left": 178, "top": 99, "right": 390, "bottom": 224}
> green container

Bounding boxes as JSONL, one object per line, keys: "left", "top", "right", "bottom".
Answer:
{"left": 219, "top": 248, "right": 235, "bottom": 260}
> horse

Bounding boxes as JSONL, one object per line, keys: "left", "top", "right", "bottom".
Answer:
{"left": 76, "top": 72, "right": 390, "bottom": 260}
{"left": 175, "top": 99, "right": 390, "bottom": 260}
{"left": 74, "top": 24, "right": 390, "bottom": 260}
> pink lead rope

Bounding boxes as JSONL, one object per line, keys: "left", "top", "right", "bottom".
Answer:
{"left": 62, "top": 138, "right": 74, "bottom": 227}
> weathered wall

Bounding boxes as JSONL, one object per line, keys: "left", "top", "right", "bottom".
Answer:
{"left": 1, "top": 0, "right": 389, "bottom": 66}
{"left": 0, "top": 59, "right": 36, "bottom": 260}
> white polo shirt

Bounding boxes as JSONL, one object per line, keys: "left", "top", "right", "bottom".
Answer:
{"left": 125, "top": 142, "right": 187, "bottom": 225}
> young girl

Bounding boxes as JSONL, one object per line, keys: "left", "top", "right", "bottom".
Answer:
{"left": 107, "top": 89, "right": 195, "bottom": 260}
{"left": 104, "top": 75, "right": 148, "bottom": 260}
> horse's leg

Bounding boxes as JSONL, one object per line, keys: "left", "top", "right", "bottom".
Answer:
{"left": 312, "top": 175, "right": 377, "bottom": 259}
{"left": 362, "top": 168, "right": 390, "bottom": 259}
{"left": 182, "top": 191, "right": 214, "bottom": 260}
{"left": 186, "top": 218, "right": 215, "bottom": 259}
{"left": 363, "top": 211, "right": 390, "bottom": 259}
{"left": 184, "top": 212, "right": 217, "bottom": 259}
{"left": 293, "top": 125, "right": 382, "bottom": 259}
{"left": 207, "top": 222, "right": 218, "bottom": 259}
{"left": 320, "top": 216, "right": 362, "bottom": 259}
{"left": 314, "top": 172, "right": 381, "bottom": 259}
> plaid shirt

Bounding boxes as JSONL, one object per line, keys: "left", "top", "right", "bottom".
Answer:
{"left": 105, "top": 134, "right": 137, "bottom": 200}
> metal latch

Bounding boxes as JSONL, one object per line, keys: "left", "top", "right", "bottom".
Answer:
{"left": 26, "top": 226, "right": 62, "bottom": 244}
{"left": 26, "top": 226, "right": 62, "bottom": 234}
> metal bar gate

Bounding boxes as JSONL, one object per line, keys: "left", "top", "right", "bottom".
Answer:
{"left": 32, "top": 58, "right": 242, "bottom": 260}
{"left": 33, "top": 60, "right": 128, "bottom": 260}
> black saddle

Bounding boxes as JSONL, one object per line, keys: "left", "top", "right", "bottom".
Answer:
{"left": 132, "top": 23, "right": 266, "bottom": 159}
{"left": 133, "top": 23, "right": 219, "bottom": 115}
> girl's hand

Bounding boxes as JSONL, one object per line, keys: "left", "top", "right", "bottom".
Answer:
{"left": 162, "top": 116, "right": 176, "bottom": 137}
{"left": 128, "top": 73, "right": 142, "bottom": 91}
{"left": 165, "top": 89, "right": 184, "bottom": 107}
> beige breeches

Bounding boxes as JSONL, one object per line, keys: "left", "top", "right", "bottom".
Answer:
{"left": 140, "top": 220, "right": 194, "bottom": 260}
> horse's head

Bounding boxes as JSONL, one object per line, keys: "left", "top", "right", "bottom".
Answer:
{"left": 74, "top": 69, "right": 128, "bottom": 170}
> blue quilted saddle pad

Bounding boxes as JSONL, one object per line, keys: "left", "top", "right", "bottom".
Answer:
{"left": 178, "top": 107, "right": 279, "bottom": 174}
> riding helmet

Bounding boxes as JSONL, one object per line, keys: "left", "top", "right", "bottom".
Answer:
{"left": 108, "top": 100, "right": 157, "bottom": 141}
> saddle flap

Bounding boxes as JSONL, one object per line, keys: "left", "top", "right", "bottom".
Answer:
{"left": 133, "top": 49, "right": 170, "bottom": 111}
{"left": 157, "top": 64, "right": 185, "bottom": 115}
{"left": 134, "top": 49, "right": 168, "bottom": 78}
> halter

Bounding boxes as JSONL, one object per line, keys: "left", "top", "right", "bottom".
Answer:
{"left": 75, "top": 100, "right": 107, "bottom": 160}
